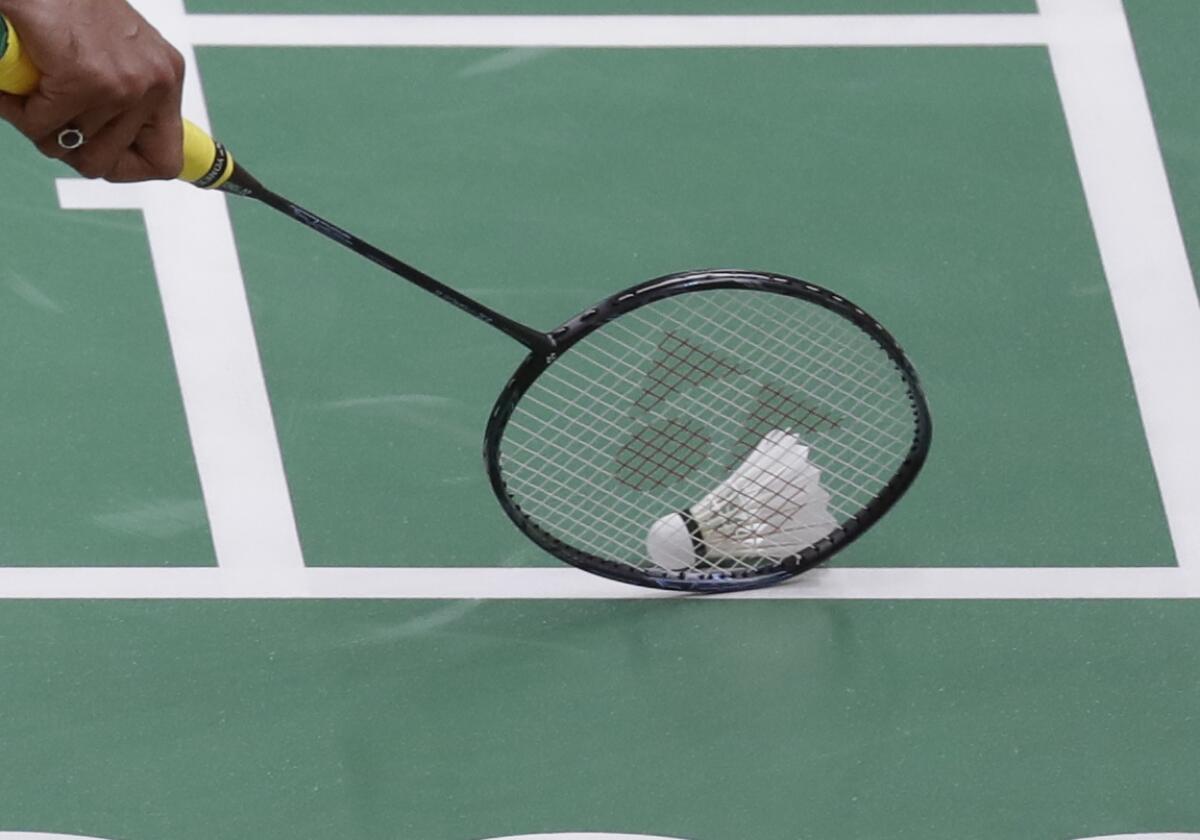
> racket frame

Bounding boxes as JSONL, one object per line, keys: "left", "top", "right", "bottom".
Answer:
{"left": 484, "top": 269, "right": 933, "bottom": 593}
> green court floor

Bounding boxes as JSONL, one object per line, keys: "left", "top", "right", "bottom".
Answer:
{"left": 1, "top": 1, "right": 1198, "bottom": 838}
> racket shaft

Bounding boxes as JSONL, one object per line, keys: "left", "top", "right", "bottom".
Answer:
{"left": 230, "top": 168, "right": 553, "bottom": 353}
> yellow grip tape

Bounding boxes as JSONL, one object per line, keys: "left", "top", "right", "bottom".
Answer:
{"left": 0, "top": 13, "right": 233, "bottom": 188}
{"left": 0, "top": 15, "right": 39, "bottom": 95}
{"left": 180, "top": 118, "right": 236, "bottom": 189}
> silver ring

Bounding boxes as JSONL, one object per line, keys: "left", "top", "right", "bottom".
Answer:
{"left": 57, "top": 128, "right": 86, "bottom": 151}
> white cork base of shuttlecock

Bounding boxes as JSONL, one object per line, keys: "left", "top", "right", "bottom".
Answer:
{"left": 645, "top": 512, "right": 696, "bottom": 571}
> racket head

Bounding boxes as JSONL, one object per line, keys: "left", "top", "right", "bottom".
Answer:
{"left": 485, "top": 269, "right": 931, "bottom": 593}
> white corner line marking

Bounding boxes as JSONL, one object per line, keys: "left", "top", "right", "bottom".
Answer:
{"left": 46, "top": 0, "right": 308, "bottom": 575}
{"left": 185, "top": 13, "right": 1048, "bottom": 48}
{"left": 1039, "top": 0, "right": 1200, "bottom": 574}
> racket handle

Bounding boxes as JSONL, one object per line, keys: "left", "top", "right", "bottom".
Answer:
{"left": 0, "top": 13, "right": 235, "bottom": 190}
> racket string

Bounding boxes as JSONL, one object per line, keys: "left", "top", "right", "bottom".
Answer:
{"left": 603, "top": 305, "right": 915, "bottom": 449}
{"left": 506, "top": 324, "right": 907, "bottom": 530}
{"left": 498, "top": 288, "right": 921, "bottom": 574}
{"left": 511, "top": 345, "right": 902, "bottom": 501}
{"left": 536, "top": 319, "right": 913, "bottom": 467}
{"left": 508, "top": 379, "right": 898, "bottom": 517}
{"left": 519, "top": 331, "right": 914, "bottom": 501}
{"left": 669, "top": 301, "right": 915, "bottom": 436}
{"left": 503, "top": 432, "right": 769, "bottom": 570}
{"left": 505, "top": 402, "right": 885, "bottom": 548}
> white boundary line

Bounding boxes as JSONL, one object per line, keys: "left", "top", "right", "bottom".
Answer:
{"left": 186, "top": 14, "right": 1047, "bottom": 47}
{"left": 0, "top": 566, "right": 1196, "bottom": 600}
{"left": 7, "top": 4, "right": 1196, "bottom": 600}
{"left": 53, "top": 177, "right": 307, "bottom": 576}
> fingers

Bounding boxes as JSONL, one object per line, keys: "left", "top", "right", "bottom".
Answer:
{"left": 106, "top": 109, "right": 184, "bottom": 183}
{"left": 118, "top": 60, "right": 186, "bottom": 181}
{"left": 15, "top": 72, "right": 183, "bottom": 180}
{"left": 62, "top": 109, "right": 146, "bottom": 179}
{"left": 11, "top": 41, "right": 184, "bottom": 134}
{"left": 31, "top": 106, "right": 122, "bottom": 160}
{"left": 0, "top": 30, "right": 186, "bottom": 181}
{"left": 29, "top": 101, "right": 183, "bottom": 181}
{"left": 18, "top": 86, "right": 108, "bottom": 144}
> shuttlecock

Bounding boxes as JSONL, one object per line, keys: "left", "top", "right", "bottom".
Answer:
{"left": 645, "top": 429, "right": 837, "bottom": 571}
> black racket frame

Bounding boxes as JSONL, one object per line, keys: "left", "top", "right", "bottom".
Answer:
{"left": 484, "top": 269, "right": 933, "bottom": 593}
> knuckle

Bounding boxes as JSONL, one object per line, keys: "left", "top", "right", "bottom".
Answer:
{"left": 89, "top": 66, "right": 151, "bottom": 105}
{"left": 97, "top": 59, "right": 182, "bottom": 108}
{"left": 145, "top": 54, "right": 185, "bottom": 96}
{"left": 145, "top": 76, "right": 172, "bottom": 100}
{"left": 165, "top": 48, "right": 186, "bottom": 83}
{"left": 80, "top": 63, "right": 118, "bottom": 94}
{"left": 113, "top": 74, "right": 147, "bottom": 105}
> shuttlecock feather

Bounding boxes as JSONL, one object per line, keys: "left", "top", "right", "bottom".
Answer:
{"left": 646, "top": 429, "right": 837, "bottom": 571}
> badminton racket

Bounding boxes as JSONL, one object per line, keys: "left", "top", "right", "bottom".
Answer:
{"left": 1, "top": 18, "right": 931, "bottom": 592}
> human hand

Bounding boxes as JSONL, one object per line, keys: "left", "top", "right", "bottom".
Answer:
{"left": 0, "top": 0, "right": 185, "bottom": 181}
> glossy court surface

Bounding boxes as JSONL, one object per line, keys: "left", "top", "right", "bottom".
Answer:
{"left": 1, "top": 1, "right": 1198, "bottom": 838}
